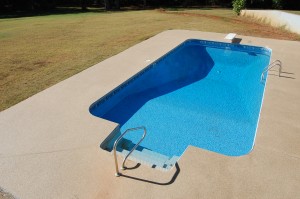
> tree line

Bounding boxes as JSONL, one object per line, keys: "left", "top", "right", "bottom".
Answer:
{"left": 0, "top": 0, "right": 299, "bottom": 12}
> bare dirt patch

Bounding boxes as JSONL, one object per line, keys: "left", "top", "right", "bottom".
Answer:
{"left": 158, "top": 9, "right": 300, "bottom": 41}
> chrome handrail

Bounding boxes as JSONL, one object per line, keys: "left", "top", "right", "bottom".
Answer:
{"left": 261, "top": 60, "right": 282, "bottom": 82}
{"left": 113, "top": 126, "right": 147, "bottom": 177}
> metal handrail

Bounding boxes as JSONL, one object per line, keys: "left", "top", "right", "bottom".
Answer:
{"left": 261, "top": 60, "right": 282, "bottom": 82}
{"left": 113, "top": 126, "right": 147, "bottom": 177}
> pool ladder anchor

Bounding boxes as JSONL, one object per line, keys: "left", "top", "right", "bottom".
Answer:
{"left": 113, "top": 126, "right": 147, "bottom": 177}
{"left": 261, "top": 60, "right": 282, "bottom": 82}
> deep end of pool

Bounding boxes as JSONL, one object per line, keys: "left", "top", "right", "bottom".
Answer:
{"left": 90, "top": 39, "right": 271, "bottom": 163}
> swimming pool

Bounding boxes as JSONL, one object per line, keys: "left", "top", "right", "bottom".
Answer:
{"left": 90, "top": 39, "right": 271, "bottom": 161}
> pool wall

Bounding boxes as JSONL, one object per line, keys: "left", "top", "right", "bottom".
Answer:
{"left": 90, "top": 39, "right": 271, "bottom": 121}
{"left": 90, "top": 40, "right": 214, "bottom": 119}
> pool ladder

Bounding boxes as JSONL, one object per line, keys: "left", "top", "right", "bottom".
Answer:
{"left": 113, "top": 126, "right": 147, "bottom": 177}
{"left": 261, "top": 60, "right": 282, "bottom": 82}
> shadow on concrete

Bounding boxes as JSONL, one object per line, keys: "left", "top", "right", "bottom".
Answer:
{"left": 280, "top": 71, "right": 294, "bottom": 75}
{"left": 120, "top": 163, "right": 180, "bottom": 185}
{"left": 268, "top": 69, "right": 295, "bottom": 79}
{"left": 232, "top": 38, "right": 242, "bottom": 44}
{"left": 123, "top": 163, "right": 141, "bottom": 170}
{"left": 269, "top": 73, "right": 295, "bottom": 79}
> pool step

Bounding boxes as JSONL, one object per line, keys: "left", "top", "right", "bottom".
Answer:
{"left": 121, "top": 149, "right": 178, "bottom": 171}
{"left": 164, "top": 155, "right": 180, "bottom": 170}
{"left": 115, "top": 140, "right": 179, "bottom": 171}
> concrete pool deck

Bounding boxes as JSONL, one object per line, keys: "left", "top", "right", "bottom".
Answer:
{"left": 0, "top": 30, "right": 299, "bottom": 199}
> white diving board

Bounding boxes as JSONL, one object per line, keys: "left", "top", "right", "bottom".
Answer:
{"left": 224, "top": 33, "right": 237, "bottom": 41}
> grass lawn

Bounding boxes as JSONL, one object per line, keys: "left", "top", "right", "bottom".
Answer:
{"left": 0, "top": 8, "right": 299, "bottom": 111}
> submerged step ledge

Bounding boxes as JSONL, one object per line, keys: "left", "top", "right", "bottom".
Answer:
{"left": 115, "top": 146, "right": 179, "bottom": 171}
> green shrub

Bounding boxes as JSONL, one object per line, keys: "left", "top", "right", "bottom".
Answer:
{"left": 232, "top": 0, "right": 246, "bottom": 15}
{"left": 272, "top": 0, "right": 283, "bottom": 9}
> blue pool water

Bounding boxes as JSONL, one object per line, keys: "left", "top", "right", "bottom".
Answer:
{"left": 90, "top": 39, "right": 271, "bottom": 157}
